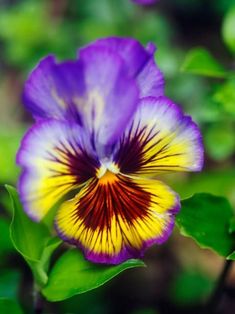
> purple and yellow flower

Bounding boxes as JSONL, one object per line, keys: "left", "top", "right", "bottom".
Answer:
{"left": 132, "top": 0, "right": 158, "bottom": 5}
{"left": 17, "top": 37, "right": 203, "bottom": 264}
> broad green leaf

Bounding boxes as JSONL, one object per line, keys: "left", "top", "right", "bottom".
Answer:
{"left": 43, "top": 249, "right": 145, "bottom": 301}
{"left": 27, "top": 237, "right": 62, "bottom": 286}
{"left": 227, "top": 251, "right": 235, "bottom": 260}
{"left": 176, "top": 193, "right": 235, "bottom": 257}
{"left": 0, "top": 298, "right": 23, "bottom": 314}
{"left": 6, "top": 185, "right": 61, "bottom": 286}
{"left": 222, "top": 6, "right": 235, "bottom": 54}
{"left": 180, "top": 48, "right": 227, "bottom": 78}
{"left": 7, "top": 185, "right": 49, "bottom": 261}
{"left": 39, "top": 237, "right": 63, "bottom": 274}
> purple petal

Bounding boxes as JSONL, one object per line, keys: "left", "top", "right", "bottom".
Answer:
{"left": 137, "top": 57, "right": 164, "bottom": 98}
{"left": 23, "top": 56, "right": 86, "bottom": 123}
{"left": 132, "top": 0, "right": 158, "bottom": 5}
{"left": 23, "top": 46, "right": 139, "bottom": 156}
{"left": 78, "top": 45, "right": 139, "bottom": 155}
{"left": 79, "top": 37, "right": 164, "bottom": 98}
{"left": 23, "top": 56, "right": 66, "bottom": 121}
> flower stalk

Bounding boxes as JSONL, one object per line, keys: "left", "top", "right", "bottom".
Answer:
{"left": 206, "top": 259, "right": 233, "bottom": 313}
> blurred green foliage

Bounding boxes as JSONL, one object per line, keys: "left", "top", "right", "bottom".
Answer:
{"left": 0, "top": 298, "right": 23, "bottom": 314}
{"left": 170, "top": 270, "right": 214, "bottom": 305}
{"left": 0, "top": 218, "right": 13, "bottom": 258}
{"left": 0, "top": 269, "right": 21, "bottom": 300}
{"left": 180, "top": 47, "right": 228, "bottom": 78}
{"left": 222, "top": 5, "right": 235, "bottom": 54}
{"left": 0, "top": 0, "right": 76, "bottom": 69}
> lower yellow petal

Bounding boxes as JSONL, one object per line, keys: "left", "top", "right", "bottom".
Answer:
{"left": 55, "top": 173, "right": 179, "bottom": 264}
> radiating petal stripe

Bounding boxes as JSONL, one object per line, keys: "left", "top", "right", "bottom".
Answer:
{"left": 55, "top": 173, "right": 179, "bottom": 264}
{"left": 17, "top": 119, "right": 100, "bottom": 221}
{"left": 114, "top": 96, "right": 203, "bottom": 176}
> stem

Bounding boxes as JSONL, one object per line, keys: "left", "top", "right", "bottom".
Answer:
{"left": 206, "top": 259, "right": 233, "bottom": 313}
{"left": 33, "top": 283, "right": 44, "bottom": 314}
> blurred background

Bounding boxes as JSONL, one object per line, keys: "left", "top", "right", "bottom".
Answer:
{"left": 0, "top": 0, "right": 235, "bottom": 313}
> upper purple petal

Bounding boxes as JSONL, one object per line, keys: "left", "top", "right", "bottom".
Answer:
{"left": 78, "top": 45, "right": 139, "bottom": 156}
{"left": 23, "top": 56, "right": 67, "bottom": 121}
{"left": 23, "top": 43, "right": 139, "bottom": 156}
{"left": 78, "top": 37, "right": 164, "bottom": 98}
{"left": 23, "top": 56, "right": 86, "bottom": 123}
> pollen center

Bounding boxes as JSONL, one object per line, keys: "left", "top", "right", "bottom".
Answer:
{"left": 96, "top": 161, "right": 120, "bottom": 180}
{"left": 98, "top": 170, "right": 118, "bottom": 185}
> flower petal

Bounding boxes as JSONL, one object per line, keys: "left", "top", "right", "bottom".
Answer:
{"left": 114, "top": 96, "right": 204, "bottom": 176}
{"left": 78, "top": 45, "right": 139, "bottom": 155}
{"left": 132, "top": 0, "right": 157, "bottom": 5}
{"left": 23, "top": 56, "right": 85, "bottom": 122}
{"left": 17, "top": 120, "right": 100, "bottom": 221}
{"left": 55, "top": 174, "right": 179, "bottom": 264}
{"left": 80, "top": 37, "right": 164, "bottom": 98}
{"left": 23, "top": 47, "right": 139, "bottom": 155}
{"left": 137, "top": 56, "right": 164, "bottom": 98}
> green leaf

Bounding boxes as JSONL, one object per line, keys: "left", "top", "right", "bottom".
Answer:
{"left": 43, "top": 249, "right": 145, "bottom": 301}
{"left": 27, "top": 237, "right": 62, "bottom": 287}
{"left": 6, "top": 185, "right": 61, "bottom": 286}
{"left": 7, "top": 185, "right": 49, "bottom": 260}
{"left": 227, "top": 251, "right": 235, "bottom": 260}
{"left": 0, "top": 298, "right": 23, "bottom": 314}
{"left": 222, "top": 6, "right": 235, "bottom": 54}
{"left": 180, "top": 48, "right": 228, "bottom": 78}
{"left": 176, "top": 193, "right": 235, "bottom": 257}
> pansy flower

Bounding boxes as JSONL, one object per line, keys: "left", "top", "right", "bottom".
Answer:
{"left": 17, "top": 37, "right": 203, "bottom": 264}
{"left": 132, "top": 0, "right": 158, "bottom": 5}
